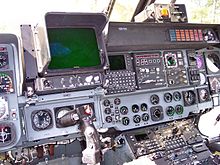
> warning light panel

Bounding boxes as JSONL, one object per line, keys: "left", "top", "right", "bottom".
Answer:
{"left": 169, "top": 28, "right": 219, "bottom": 42}
{"left": 169, "top": 29, "right": 203, "bottom": 42}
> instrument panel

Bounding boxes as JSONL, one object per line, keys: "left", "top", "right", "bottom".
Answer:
{"left": 0, "top": 38, "right": 22, "bottom": 152}
{"left": 0, "top": 21, "right": 220, "bottom": 165}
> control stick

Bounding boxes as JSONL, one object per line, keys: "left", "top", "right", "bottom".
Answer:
{"left": 57, "top": 105, "right": 102, "bottom": 165}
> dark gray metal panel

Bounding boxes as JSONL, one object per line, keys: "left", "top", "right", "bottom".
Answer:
{"left": 20, "top": 25, "right": 38, "bottom": 80}
{"left": 107, "top": 22, "right": 220, "bottom": 52}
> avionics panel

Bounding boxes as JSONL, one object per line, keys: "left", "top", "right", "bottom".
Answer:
{"left": 133, "top": 52, "right": 166, "bottom": 89}
{"left": 101, "top": 46, "right": 213, "bottom": 131}
{"left": 105, "top": 53, "right": 136, "bottom": 94}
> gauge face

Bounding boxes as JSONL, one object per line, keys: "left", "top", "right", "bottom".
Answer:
{"left": 0, "top": 97, "right": 8, "bottom": 120}
{"left": 0, "top": 53, "right": 8, "bottom": 68}
{"left": 0, "top": 73, "right": 13, "bottom": 93}
{"left": 206, "top": 53, "right": 220, "bottom": 73}
{"left": 183, "top": 90, "right": 196, "bottom": 106}
{"left": 0, "top": 123, "right": 16, "bottom": 147}
{"left": 199, "top": 89, "right": 209, "bottom": 102}
{"left": 32, "top": 110, "right": 53, "bottom": 131}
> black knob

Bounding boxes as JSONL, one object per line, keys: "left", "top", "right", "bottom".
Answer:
{"left": 132, "top": 104, "right": 139, "bottom": 113}
{"left": 142, "top": 113, "right": 149, "bottom": 121}
{"left": 173, "top": 91, "right": 181, "bottom": 101}
{"left": 141, "top": 103, "right": 148, "bottom": 111}
{"left": 150, "top": 94, "right": 160, "bottom": 105}
{"left": 122, "top": 117, "right": 130, "bottom": 126}
{"left": 120, "top": 106, "right": 128, "bottom": 115}
{"left": 175, "top": 105, "right": 184, "bottom": 115}
{"left": 164, "top": 93, "right": 172, "bottom": 103}
{"left": 166, "top": 106, "right": 175, "bottom": 116}
{"left": 114, "top": 98, "right": 121, "bottom": 105}
{"left": 133, "top": 115, "right": 141, "bottom": 123}
{"left": 103, "top": 99, "right": 111, "bottom": 107}
{"left": 104, "top": 108, "right": 111, "bottom": 115}
{"left": 105, "top": 116, "right": 112, "bottom": 123}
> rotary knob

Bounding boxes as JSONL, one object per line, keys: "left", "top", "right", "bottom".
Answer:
{"left": 133, "top": 115, "right": 141, "bottom": 123}
{"left": 122, "top": 117, "right": 130, "bottom": 126}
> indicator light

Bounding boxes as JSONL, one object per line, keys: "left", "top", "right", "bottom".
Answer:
{"left": 160, "top": 8, "right": 169, "bottom": 17}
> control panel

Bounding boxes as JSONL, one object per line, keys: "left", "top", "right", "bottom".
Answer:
{"left": 114, "top": 119, "right": 216, "bottom": 165}
{"left": 0, "top": 17, "right": 220, "bottom": 165}
{"left": 105, "top": 53, "right": 136, "bottom": 94}
{"left": 0, "top": 37, "right": 22, "bottom": 152}
{"left": 24, "top": 90, "right": 101, "bottom": 141}
{"left": 35, "top": 73, "right": 102, "bottom": 94}
{"left": 133, "top": 52, "right": 166, "bottom": 89}
{"left": 100, "top": 85, "right": 212, "bottom": 131}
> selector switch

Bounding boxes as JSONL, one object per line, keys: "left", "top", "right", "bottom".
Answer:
{"left": 164, "top": 93, "right": 172, "bottom": 103}
{"left": 142, "top": 113, "right": 149, "bottom": 122}
{"left": 120, "top": 106, "right": 129, "bottom": 115}
{"left": 141, "top": 103, "right": 148, "bottom": 111}
{"left": 150, "top": 94, "right": 160, "bottom": 105}
{"left": 132, "top": 104, "right": 139, "bottom": 113}
{"left": 122, "top": 117, "right": 130, "bottom": 126}
{"left": 173, "top": 91, "right": 181, "bottom": 101}
{"left": 175, "top": 105, "right": 184, "bottom": 115}
{"left": 133, "top": 115, "right": 141, "bottom": 123}
{"left": 105, "top": 116, "right": 113, "bottom": 123}
{"left": 114, "top": 98, "right": 121, "bottom": 105}
{"left": 166, "top": 106, "right": 175, "bottom": 116}
{"left": 103, "top": 99, "right": 111, "bottom": 107}
{"left": 104, "top": 108, "right": 111, "bottom": 115}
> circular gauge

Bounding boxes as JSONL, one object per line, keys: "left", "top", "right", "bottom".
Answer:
{"left": 0, "top": 123, "right": 16, "bottom": 146}
{"left": 183, "top": 91, "right": 196, "bottom": 106}
{"left": 206, "top": 53, "right": 220, "bottom": 73}
{"left": 0, "top": 73, "right": 13, "bottom": 93}
{"left": 0, "top": 97, "right": 8, "bottom": 120}
{"left": 32, "top": 110, "right": 53, "bottom": 131}
{"left": 0, "top": 54, "right": 8, "bottom": 68}
{"left": 199, "top": 89, "right": 209, "bottom": 102}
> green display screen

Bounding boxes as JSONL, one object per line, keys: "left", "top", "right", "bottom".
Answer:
{"left": 109, "top": 55, "right": 126, "bottom": 70}
{"left": 47, "top": 28, "right": 101, "bottom": 69}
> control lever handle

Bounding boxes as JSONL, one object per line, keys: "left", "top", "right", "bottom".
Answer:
{"left": 80, "top": 117, "right": 102, "bottom": 165}
{"left": 57, "top": 105, "right": 102, "bottom": 165}
{"left": 57, "top": 110, "right": 79, "bottom": 127}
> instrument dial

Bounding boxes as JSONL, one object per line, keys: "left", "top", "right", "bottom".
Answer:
{"left": 0, "top": 53, "right": 8, "bottom": 68}
{"left": 198, "top": 89, "right": 209, "bottom": 102}
{"left": 0, "top": 126, "right": 12, "bottom": 144}
{"left": 32, "top": 110, "right": 53, "bottom": 131}
{"left": 0, "top": 73, "right": 13, "bottom": 93}
{"left": 183, "top": 90, "right": 196, "bottom": 106}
